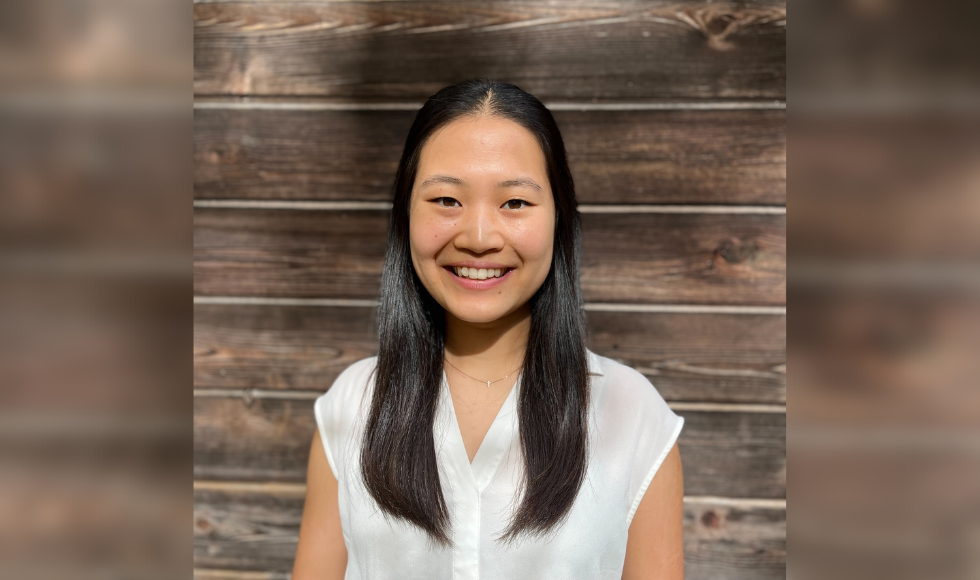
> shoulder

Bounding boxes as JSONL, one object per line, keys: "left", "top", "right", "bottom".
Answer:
{"left": 313, "top": 356, "right": 378, "bottom": 478}
{"left": 590, "top": 350, "right": 666, "bottom": 405}
{"left": 588, "top": 350, "right": 678, "bottom": 426}
{"left": 589, "top": 351, "right": 685, "bottom": 524}
{"left": 315, "top": 355, "right": 378, "bottom": 418}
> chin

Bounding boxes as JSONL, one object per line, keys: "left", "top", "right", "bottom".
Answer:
{"left": 446, "top": 302, "right": 512, "bottom": 324}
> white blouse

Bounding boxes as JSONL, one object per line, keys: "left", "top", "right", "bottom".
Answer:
{"left": 314, "top": 348, "right": 684, "bottom": 580}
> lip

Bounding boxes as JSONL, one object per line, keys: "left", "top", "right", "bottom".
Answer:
{"left": 443, "top": 266, "right": 515, "bottom": 290}
{"left": 446, "top": 261, "right": 511, "bottom": 269}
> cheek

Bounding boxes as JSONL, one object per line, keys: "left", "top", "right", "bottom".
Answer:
{"left": 512, "top": 219, "right": 555, "bottom": 264}
{"left": 410, "top": 214, "right": 456, "bottom": 258}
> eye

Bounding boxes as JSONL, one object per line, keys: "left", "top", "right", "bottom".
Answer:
{"left": 432, "top": 197, "right": 461, "bottom": 208}
{"left": 503, "top": 198, "right": 531, "bottom": 210}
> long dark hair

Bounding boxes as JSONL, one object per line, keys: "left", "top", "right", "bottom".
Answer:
{"left": 360, "top": 78, "right": 590, "bottom": 548}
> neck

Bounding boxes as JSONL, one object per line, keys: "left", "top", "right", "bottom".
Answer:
{"left": 444, "top": 303, "right": 531, "bottom": 377}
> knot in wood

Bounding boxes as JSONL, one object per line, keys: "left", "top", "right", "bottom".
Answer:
{"left": 195, "top": 517, "right": 213, "bottom": 533}
{"left": 715, "top": 238, "right": 759, "bottom": 264}
{"left": 701, "top": 510, "right": 722, "bottom": 528}
{"left": 675, "top": 6, "right": 787, "bottom": 51}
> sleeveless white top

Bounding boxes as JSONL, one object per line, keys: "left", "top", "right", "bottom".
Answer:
{"left": 313, "top": 348, "right": 684, "bottom": 580}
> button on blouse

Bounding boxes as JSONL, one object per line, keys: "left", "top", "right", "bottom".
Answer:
{"left": 314, "top": 349, "right": 684, "bottom": 580}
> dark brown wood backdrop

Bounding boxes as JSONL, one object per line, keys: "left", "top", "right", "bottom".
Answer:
{"left": 193, "top": 1, "right": 786, "bottom": 578}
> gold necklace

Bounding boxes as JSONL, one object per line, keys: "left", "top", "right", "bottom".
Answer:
{"left": 444, "top": 356, "right": 522, "bottom": 388}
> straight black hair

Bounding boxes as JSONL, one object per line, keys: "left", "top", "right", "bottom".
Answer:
{"left": 360, "top": 78, "right": 590, "bottom": 548}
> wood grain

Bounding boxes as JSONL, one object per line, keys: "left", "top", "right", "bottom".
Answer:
{"left": 194, "top": 108, "right": 786, "bottom": 204}
{"left": 193, "top": 397, "right": 785, "bottom": 497}
{"left": 194, "top": 303, "right": 785, "bottom": 403}
{"left": 193, "top": 1, "right": 786, "bottom": 101}
{"left": 591, "top": 310, "right": 785, "bottom": 403}
{"left": 194, "top": 209, "right": 786, "bottom": 305}
{"left": 194, "top": 303, "right": 381, "bottom": 393}
{"left": 194, "top": 486, "right": 785, "bottom": 579}
{"left": 683, "top": 500, "right": 786, "bottom": 579}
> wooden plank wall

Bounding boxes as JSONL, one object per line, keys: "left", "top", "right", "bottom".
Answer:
{"left": 193, "top": 1, "right": 786, "bottom": 578}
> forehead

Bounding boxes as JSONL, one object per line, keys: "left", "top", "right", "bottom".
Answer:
{"left": 416, "top": 115, "right": 547, "bottom": 177}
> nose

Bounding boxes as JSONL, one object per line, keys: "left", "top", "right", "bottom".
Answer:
{"left": 453, "top": 200, "right": 504, "bottom": 254}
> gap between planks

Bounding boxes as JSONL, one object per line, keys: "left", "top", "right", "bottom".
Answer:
{"left": 193, "top": 199, "right": 786, "bottom": 215}
{"left": 193, "top": 296, "right": 786, "bottom": 315}
{"left": 193, "top": 100, "right": 786, "bottom": 111}
{"left": 192, "top": 479, "right": 786, "bottom": 509}
{"left": 193, "top": 387, "right": 786, "bottom": 414}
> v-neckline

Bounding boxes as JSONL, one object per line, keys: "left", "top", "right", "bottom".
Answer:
{"left": 437, "top": 366, "right": 522, "bottom": 493}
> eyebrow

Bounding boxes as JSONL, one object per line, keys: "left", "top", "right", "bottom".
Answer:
{"left": 418, "top": 174, "right": 543, "bottom": 192}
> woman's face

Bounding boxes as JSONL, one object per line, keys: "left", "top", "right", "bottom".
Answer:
{"left": 409, "top": 115, "right": 556, "bottom": 325}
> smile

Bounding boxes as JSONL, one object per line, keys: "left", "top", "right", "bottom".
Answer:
{"left": 443, "top": 266, "right": 515, "bottom": 289}
{"left": 451, "top": 266, "right": 510, "bottom": 279}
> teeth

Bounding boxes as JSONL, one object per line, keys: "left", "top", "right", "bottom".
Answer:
{"left": 453, "top": 266, "right": 508, "bottom": 279}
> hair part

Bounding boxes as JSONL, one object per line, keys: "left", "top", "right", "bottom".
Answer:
{"left": 360, "top": 77, "right": 591, "bottom": 548}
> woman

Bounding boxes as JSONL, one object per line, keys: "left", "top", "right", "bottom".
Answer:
{"left": 292, "top": 78, "right": 685, "bottom": 580}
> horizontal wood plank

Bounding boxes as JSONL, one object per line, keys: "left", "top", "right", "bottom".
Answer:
{"left": 193, "top": 397, "right": 785, "bottom": 497}
{"left": 194, "top": 209, "right": 786, "bottom": 305}
{"left": 683, "top": 500, "right": 786, "bottom": 579}
{"left": 592, "top": 310, "right": 784, "bottom": 403}
{"left": 194, "top": 486, "right": 785, "bottom": 579}
{"left": 194, "top": 108, "right": 786, "bottom": 204}
{"left": 194, "top": 1, "right": 786, "bottom": 101}
{"left": 194, "top": 303, "right": 785, "bottom": 403}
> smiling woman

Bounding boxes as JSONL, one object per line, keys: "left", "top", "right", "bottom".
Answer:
{"left": 292, "top": 79, "right": 684, "bottom": 580}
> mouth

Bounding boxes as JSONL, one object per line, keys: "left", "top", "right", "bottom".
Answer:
{"left": 442, "top": 265, "right": 516, "bottom": 289}
{"left": 444, "top": 265, "right": 514, "bottom": 280}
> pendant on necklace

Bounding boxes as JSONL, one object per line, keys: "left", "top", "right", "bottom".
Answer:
{"left": 486, "top": 380, "right": 492, "bottom": 388}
